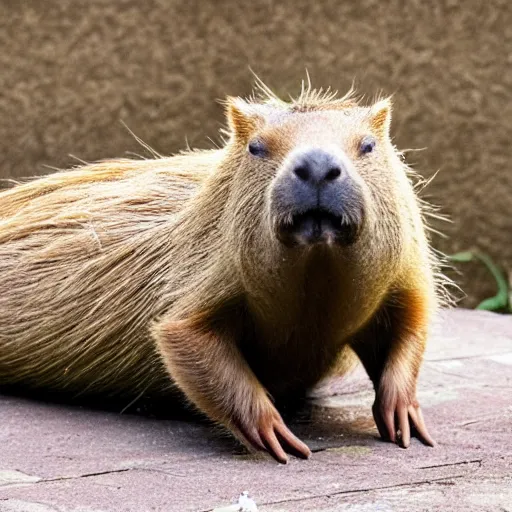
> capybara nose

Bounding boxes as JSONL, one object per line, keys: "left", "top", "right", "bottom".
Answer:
{"left": 292, "top": 149, "right": 345, "bottom": 187}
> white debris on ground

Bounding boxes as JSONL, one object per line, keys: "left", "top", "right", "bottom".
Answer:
{"left": 0, "top": 470, "right": 41, "bottom": 486}
{"left": 213, "top": 491, "right": 258, "bottom": 512}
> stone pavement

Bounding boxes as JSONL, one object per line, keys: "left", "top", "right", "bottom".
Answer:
{"left": 1, "top": 309, "right": 511, "bottom": 512}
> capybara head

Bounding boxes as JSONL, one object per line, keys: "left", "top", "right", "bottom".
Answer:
{"left": 222, "top": 85, "right": 411, "bottom": 270}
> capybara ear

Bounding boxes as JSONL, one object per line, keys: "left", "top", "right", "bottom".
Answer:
{"left": 225, "top": 97, "right": 264, "bottom": 142}
{"left": 369, "top": 98, "right": 392, "bottom": 136}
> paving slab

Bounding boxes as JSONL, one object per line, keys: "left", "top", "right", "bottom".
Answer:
{"left": 1, "top": 309, "right": 511, "bottom": 512}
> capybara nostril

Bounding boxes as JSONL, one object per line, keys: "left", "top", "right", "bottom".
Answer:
{"left": 291, "top": 149, "right": 344, "bottom": 186}
{"left": 294, "top": 166, "right": 310, "bottom": 181}
{"left": 325, "top": 167, "right": 341, "bottom": 181}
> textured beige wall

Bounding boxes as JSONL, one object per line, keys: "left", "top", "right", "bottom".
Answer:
{"left": 1, "top": 0, "right": 511, "bottom": 305}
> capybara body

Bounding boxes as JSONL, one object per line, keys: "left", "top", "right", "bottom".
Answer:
{"left": 0, "top": 153, "right": 216, "bottom": 399}
{"left": 0, "top": 84, "right": 444, "bottom": 462}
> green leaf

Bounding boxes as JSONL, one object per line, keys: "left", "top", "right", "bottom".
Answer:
{"left": 448, "top": 251, "right": 476, "bottom": 263}
{"left": 449, "top": 250, "right": 510, "bottom": 313}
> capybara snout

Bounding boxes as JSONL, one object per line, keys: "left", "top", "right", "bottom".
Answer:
{"left": 269, "top": 146, "right": 365, "bottom": 247}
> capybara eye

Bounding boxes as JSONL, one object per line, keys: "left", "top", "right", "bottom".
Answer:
{"left": 360, "top": 136, "right": 376, "bottom": 155}
{"left": 248, "top": 139, "right": 267, "bottom": 158}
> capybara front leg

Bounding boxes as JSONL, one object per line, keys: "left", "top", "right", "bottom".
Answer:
{"left": 152, "top": 312, "right": 311, "bottom": 463}
{"left": 352, "top": 289, "right": 435, "bottom": 448}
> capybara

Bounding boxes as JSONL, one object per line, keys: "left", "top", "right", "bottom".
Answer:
{"left": 0, "top": 82, "right": 448, "bottom": 463}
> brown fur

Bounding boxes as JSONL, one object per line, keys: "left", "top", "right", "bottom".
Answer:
{"left": 0, "top": 82, "right": 449, "bottom": 459}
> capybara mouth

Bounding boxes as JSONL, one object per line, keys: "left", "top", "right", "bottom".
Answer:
{"left": 276, "top": 208, "right": 361, "bottom": 247}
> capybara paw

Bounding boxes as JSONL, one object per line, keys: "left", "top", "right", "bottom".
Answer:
{"left": 236, "top": 408, "right": 311, "bottom": 464}
{"left": 372, "top": 397, "right": 435, "bottom": 448}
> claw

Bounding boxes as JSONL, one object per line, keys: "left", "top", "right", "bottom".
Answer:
{"left": 372, "top": 402, "right": 390, "bottom": 441}
{"left": 382, "top": 408, "right": 396, "bottom": 444}
{"left": 237, "top": 424, "right": 266, "bottom": 452}
{"left": 397, "top": 405, "right": 410, "bottom": 448}
{"left": 409, "top": 405, "right": 436, "bottom": 447}
{"left": 373, "top": 397, "right": 435, "bottom": 448}
{"left": 274, "top": 421, "right": 311, "bottom": 460}
{"left": 261, "top": 426, "right": 289, "bottom": 464}
{"left": 237, "top": 409, "right": 311, "bottom": 463}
